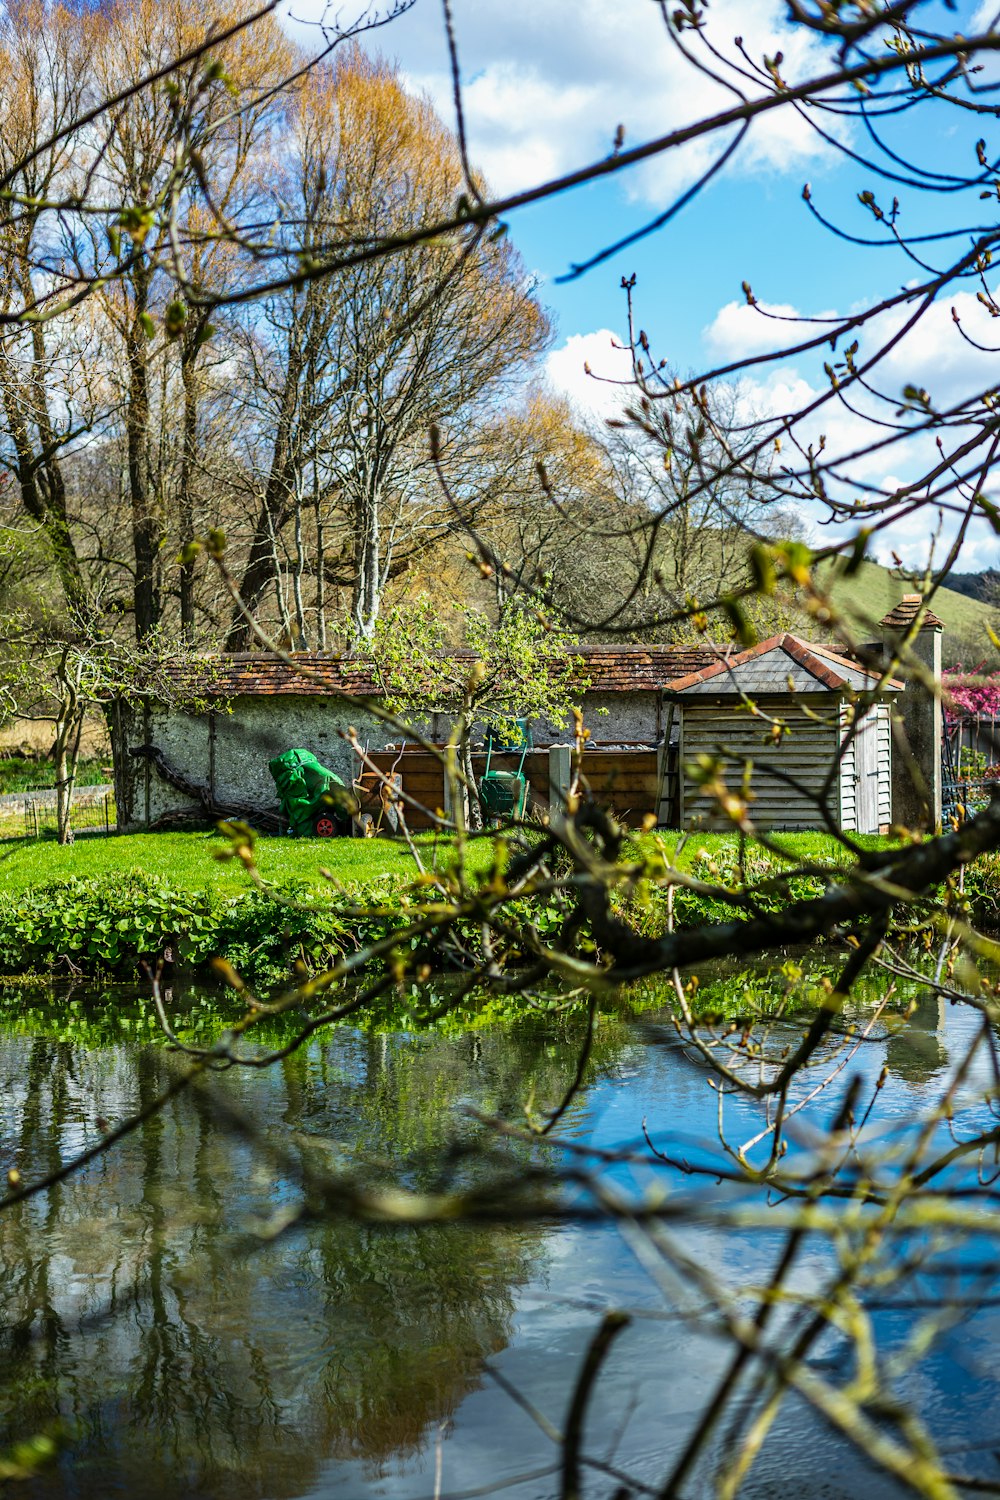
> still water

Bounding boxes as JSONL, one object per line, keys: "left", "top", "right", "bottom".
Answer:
{"left": 0, "top": 974, "right": 998, "bottom": 1499}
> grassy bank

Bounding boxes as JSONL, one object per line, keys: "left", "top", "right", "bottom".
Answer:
{"left": 0, "top": 828, "right": 445, "bottom": 897}
{"left": 0, "top": 827, "right": 880, "bottom": 899}
{"left": 0, "top": 827, "right": 905, "bottom": 989}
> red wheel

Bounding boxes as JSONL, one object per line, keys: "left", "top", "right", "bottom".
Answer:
{"left": 315, "top": 816, "right": 337, "bottom": 837}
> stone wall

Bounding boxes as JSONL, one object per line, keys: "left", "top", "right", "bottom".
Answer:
{"left": 117, "top": 688, "right": 666, "bottom": 830}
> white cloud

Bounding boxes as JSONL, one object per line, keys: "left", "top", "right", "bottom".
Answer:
{"left": 542, "top": 299, "right": 1000, "bottom": 568}
{"left": 285, "top": 0, "right": 841, "bottom": 202}
{"left": 695, "top": 278, "right": 1000, "bottom": 568}
{"left": 544, "top": 328, "right": 636, "bottom": 417}
{"left": 705, "top": 300, "right": 836, "bottom": 360}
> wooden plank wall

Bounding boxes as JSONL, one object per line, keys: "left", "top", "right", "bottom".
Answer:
{"left": 681, "top": 696, "right": 840, "bottom": 830}
{"left": 839, "top": 708, "right": 856, "bottom": 831}
{"left": 366, "top": 746, "right": 662, "bottom": 829}
{"left": 840, "top": 704, "right": 892, "bottom": 833}
{"left": 876, "top": 705, "right": 892, "bottom": 830}
{"left": 577, "top": 749, "right": 660, "bottom": 825}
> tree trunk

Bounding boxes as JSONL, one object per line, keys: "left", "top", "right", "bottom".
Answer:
{"left": 314, "top": 462, "right": 327, "bottom": 651}
{"left": 225, "top": 349, "right": 304, "bottom": 650}
{"left": 126, "top": 268, "right": 161, "bottom": 642}
{"left": 352, "top": 487, "right": 381, "bottom": 640}
{"left": 53, "top": 681, "right": 83, "bottom": 846}
{"left": 178, "top": 334, "right": 201, "bottom": 642}
{"left": 461, "top": 735, "right": 483, "bottom": 831}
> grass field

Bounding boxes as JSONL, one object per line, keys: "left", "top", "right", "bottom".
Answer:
{"left": 0, "top": 829, "right": 462, "bottom": 897}
{"left": 821, "top": 558, "right": 996, "bottom": 655}
{"left": 0, "top": 826, "right": 886, "bottom": 899}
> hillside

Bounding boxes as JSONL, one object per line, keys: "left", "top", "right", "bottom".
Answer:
{"left": 816, "top": 558, "right": 999, "bottom": 665}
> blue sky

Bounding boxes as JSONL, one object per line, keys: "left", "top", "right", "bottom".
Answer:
{"left": 284, "top": 0, "right": 1000, "bottom": 570}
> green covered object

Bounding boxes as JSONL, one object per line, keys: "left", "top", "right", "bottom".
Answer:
{"left": 268, "top": 748, "right": 350, "bottom": 838}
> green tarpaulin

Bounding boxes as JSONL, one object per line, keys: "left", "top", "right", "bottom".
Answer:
{"left": 268, "top": 748, "right": 350, "bottom": 838}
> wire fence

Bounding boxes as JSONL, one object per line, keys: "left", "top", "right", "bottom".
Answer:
{"left": 943, "top": 715, "right": 1000, "bottom": 823}
{"left": 0, "top": 785, "right": 115, "bottom": 841}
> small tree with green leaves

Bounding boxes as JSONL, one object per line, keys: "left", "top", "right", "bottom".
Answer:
{"left": 364, "top": 595, "right": 585, "bottom": 828}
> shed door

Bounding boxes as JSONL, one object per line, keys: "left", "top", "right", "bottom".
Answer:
{"left": 855, "top": 711, "right": 880, "bottom": 834}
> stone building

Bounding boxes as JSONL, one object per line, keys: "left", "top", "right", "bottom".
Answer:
{"left": 111, "top": 610, "right": 938, "bottom": 833}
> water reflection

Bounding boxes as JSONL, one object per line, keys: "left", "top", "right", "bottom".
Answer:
{"left": 1, "top": 970, "right": 1000, "bottom": 1498}
{"left": 884, "top": 990, "right": 949, "bottom": 1084}
{"left": 0, "top": 999, "right": 639, "bottom": 1499}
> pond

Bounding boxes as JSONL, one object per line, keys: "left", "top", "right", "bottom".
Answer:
{"left": 0, "top": 969, "right": 998, "bottom": 1499}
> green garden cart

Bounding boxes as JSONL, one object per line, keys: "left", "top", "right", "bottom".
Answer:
{"left": 479, "top": 720, "right": 532, "bottom": 823}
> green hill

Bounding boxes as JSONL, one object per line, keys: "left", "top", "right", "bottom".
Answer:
{"left": 817, "top": 558, "right": 998, "bottom": 665}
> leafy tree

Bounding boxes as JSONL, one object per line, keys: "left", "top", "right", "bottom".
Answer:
{"left": 364, "top": 592, "right": 583, "bottom": 826}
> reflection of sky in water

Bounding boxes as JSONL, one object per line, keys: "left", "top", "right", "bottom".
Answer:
{"left": 1, "top": 979, "right": 999, "bottom": 1499}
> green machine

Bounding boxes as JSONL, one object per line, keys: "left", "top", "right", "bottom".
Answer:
{"left": 479, "top": 720, "right": 532, "bottom": 823}
{"left": 268, "top": 748, "right": 351, "bottom": 838}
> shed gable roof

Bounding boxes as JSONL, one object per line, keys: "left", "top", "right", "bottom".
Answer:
{"left": 664, "top": 634, "right": 902, "bottom": 695}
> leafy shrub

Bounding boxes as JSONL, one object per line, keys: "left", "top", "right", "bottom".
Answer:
{"left": 955, "top": 850, "right": 1000, "bottom": 931}
{"left": 0, "top": 873, "right": 208, "bottom": 975}
{"left": 0, "top": 872, "right": 417, "bottom": 988}
{"left": 613, "top": 841, "right": 834, "bottom": 937}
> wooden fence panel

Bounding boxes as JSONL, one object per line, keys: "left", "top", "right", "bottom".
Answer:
{"left": 577, "top": 749, "right": 660, "bottom": 825}
{"left": 366, "top": 745, "right": 663, "bottom": 829}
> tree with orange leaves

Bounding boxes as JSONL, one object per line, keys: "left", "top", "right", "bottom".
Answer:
{"left": 221, "top": 49, "right": 550, "bottom": 649}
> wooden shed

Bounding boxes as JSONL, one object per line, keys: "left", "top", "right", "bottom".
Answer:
{"left": 665, "top": 634, "right": 900, "bottom": 833}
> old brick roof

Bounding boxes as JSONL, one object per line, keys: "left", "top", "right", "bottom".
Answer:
{"left": 879, "top": 593, "right": 944, "bottom": 630}
{"left": 160, "top": 638, "right": 903, "bottom": 703}
{"left": 159, "top": 644, "right": 729, "bottom": 701}
{"left": 163, "top": 654, "right": 382, "bottom": 699}
{"left": 572, "top": 644, "right": 723, "bottom": 691}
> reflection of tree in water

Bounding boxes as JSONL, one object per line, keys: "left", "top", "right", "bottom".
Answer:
{"left": 667, "top": 957, "right": 951, "bottom": 1089}
{"left": 0, "top": 1004, "right": 634, "bottom": 1498}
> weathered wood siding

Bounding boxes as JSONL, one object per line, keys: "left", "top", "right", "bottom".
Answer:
{"left": 839, "top": 712, "right": 857, "bottom": 832}
{"left": 368, "top": 748, "right": 552, "bottom": 830}
{"left": 578, "top": 749, "right": 660, "bottom": 824}
{"left": 680, "top": 696, "right": 841, "bottom": 830}
{"left": 876, "top": 705, "right": 892, "bottom": 830}
{"left": 839, "top": 704, "right": 892, "bottom": 833}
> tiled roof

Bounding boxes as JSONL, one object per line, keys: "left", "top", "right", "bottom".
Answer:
{"left": 163, "top": 654, "right": 382, "bottom": 699}
{"left": 800, "top": 639, "right": 904, "bottom": 691}
{"left": 879, "top": 593, "right": 944, "bottom": 630}
{"left": 663, "top": 634, "right": 903, "bottom": 694}
{"left": 157, "top": 639, "right": 899, "bottom": 702}
{"left": 573, "top": 644, "right": 723, "bottom": 692}
{"left": 159, "top": 644, "right": 727, "bottom": 701}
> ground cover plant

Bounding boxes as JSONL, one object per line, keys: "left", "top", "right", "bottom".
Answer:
{"left": 1, "top": 827, "right": 985, "bottom": 994}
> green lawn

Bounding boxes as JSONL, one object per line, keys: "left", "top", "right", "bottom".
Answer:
{"left": 0, "top": 826, "right": 891, "bottom": 899}
{"left": 0, "top": 829, "right": 473, "bottom": 898}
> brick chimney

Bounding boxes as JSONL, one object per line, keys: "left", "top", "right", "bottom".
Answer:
{"left": 880, "top": 594, "right": 943, "bottom": 830}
